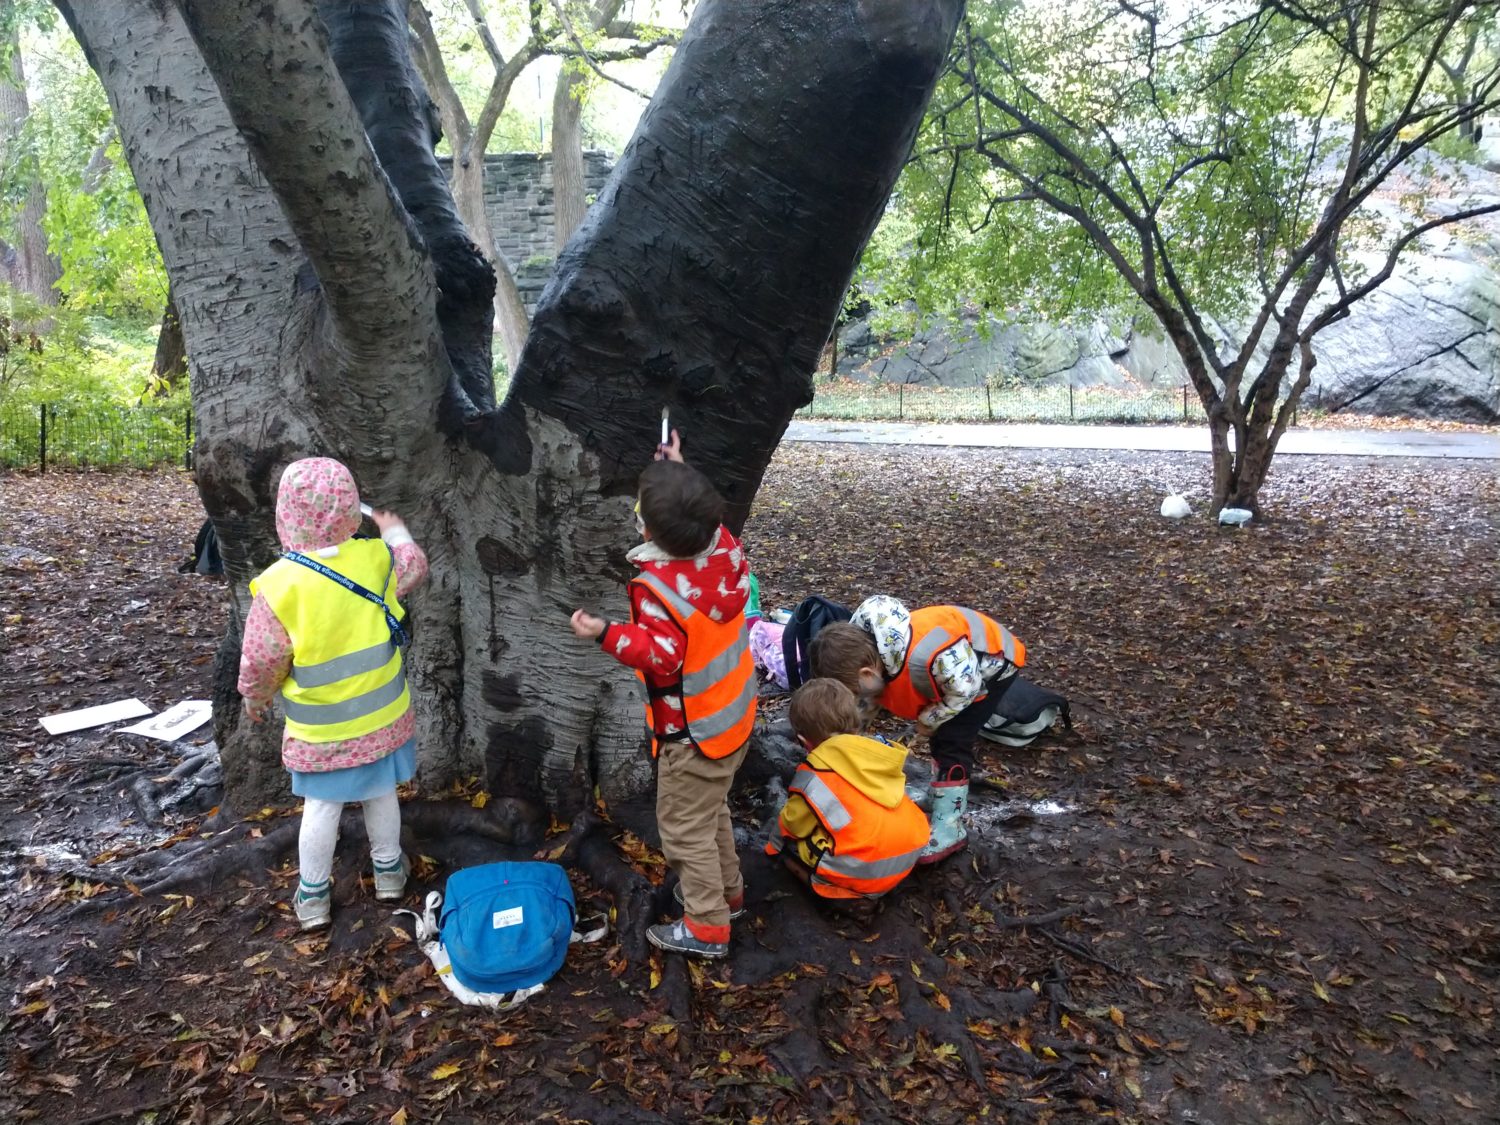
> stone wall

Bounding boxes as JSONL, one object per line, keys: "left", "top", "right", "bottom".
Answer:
{"left": 440, "top": 151, "right": 614, "bottom": 311}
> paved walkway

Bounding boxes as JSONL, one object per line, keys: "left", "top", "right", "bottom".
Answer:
{"left": 784, "top": 420, "right": 1500, "bottom": 459}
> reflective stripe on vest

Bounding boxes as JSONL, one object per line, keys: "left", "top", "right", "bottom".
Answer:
{"left": 631, "top": 568, "right": 756, "bottom": 760}
{"left": 907, "top": 627, "right": 956, "bottom": 701}
{"left": 954, "top": 606, "right": 1023, "bottom": 664}
{"left": 292, "top": 639, "right": 397, "bottom": 689}
{"left": 279, "top": 666, "right": 408, "bottom": 726}
{"left": 683, "top": 631, "right": 750, "bottom": 696}
{"left": 817, "top": 845, "right": 926, "bottom": 881}
{"left": 787, "top": 765, "right": 930, "bottom": 899}
{"left": 882, "top": 606, "right": 1027, "bottom": 719}
{"left": 249, "top": 539, "right": 411, "bottom": 743}
{"left": 790, "top": 766, "right": 853, "bottom": 830}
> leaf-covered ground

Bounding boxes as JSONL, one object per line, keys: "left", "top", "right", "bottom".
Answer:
{"left": 1, "top": 449, "right": 1496, "bottom": 1124}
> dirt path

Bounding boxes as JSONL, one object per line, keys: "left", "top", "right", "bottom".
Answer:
{"left": 1, "top": 449, "right": 1496, "bottom": 1124}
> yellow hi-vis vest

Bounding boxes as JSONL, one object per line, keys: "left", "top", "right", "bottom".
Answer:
{"left": 250, "top": 540, "right": 410, "bottom": 743}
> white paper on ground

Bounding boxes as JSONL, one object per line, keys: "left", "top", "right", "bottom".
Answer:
{"left": 39, "top": 698, "right": 152, "bottom": 736}
{"left": 118, "top": 700, "right": 213, "bottom": 742}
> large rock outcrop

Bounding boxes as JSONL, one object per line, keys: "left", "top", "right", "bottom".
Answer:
{"left": 835, "top": 191, "right": 1500, "bottom": 423}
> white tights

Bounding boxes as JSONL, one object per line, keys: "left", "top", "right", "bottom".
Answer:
{"left": 297, "top": 790, "right": 402, "bottom": 888}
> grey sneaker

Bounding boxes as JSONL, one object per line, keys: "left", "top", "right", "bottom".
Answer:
{"left": 372, "top": 854, "right": 409, "bottom": 901}
{"left": 293, "top": 884, "right": 331, "bottom": 931}
{"left": 672, "top": 882, "right": 746, "bottom": 920}
{"left": 647, "top": 919, "right": 728, "bottom": 958}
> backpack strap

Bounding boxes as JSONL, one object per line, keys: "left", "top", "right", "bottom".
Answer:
{"left": 283, "top": 547, "right": 408, "bottom": 649}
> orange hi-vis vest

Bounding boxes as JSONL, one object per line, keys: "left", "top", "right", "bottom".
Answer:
{"left": 766, "top": 765, "right": 929, "bottom": 899}
{"left": 630, "top": 570, "right": 757, "bottom": 760}
{"left": 879, "top": 605, "right": 1026, "bottom": 721}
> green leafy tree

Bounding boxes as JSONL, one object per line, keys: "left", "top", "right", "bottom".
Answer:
{"left": 886, "top": 0, "right": 1500, "bottom": 515}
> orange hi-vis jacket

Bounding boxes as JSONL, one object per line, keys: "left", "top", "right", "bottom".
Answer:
{"left": 879, "top": 605, "right": 1026, "bottom": 721}
{"left": 766, "top": 747, "right": 930, "bottom": 900}
{"left": 630, "top": 570, "right": 757, "bottom": 760}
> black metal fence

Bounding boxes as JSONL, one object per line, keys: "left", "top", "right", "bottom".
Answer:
{"left": 1, "top": 383, "right": 1257, "bottom": 470}
{"left": 1, "top": 403, "right": 193, "bottom": 470}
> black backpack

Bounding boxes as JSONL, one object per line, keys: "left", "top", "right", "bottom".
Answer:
{"left": 981, "top": 675, "right": 1072, "bottom": 748}
{"left": 178, "top": 518, "right": 224, "bottom": 576}
{"left": 781, "top": 596, "right": 852, "bottom": 690}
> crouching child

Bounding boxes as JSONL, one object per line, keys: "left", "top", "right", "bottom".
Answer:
{"left": 809, "top": 596, "right": 1026, "bottom": 864}
{"left": 767, "top": 679, "right": 929, "bottom": 906}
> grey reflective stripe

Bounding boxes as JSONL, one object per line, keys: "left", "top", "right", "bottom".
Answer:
{"left": 291, "top": 640, "right": 397, "bottom": 689}
{"left": 686, "top": 672, "right": 756, "bottom": 741}
{"left": 955, "top": 606, "right": 1021, "bottom": 664}
{"left": 766, "top": 833, "right": 785, "bottom": 855}
{"left": 632, "top": 571, "right": 697, "bottom": 620}
{"left": 789, "top": 768, "right": 853, "bottom": 831}
{"left": 907, "top": 627, "right": 955, "bottom": 700}
{"left": 818, "top": 846, "right": 924, "bottom": 881}
{"left": 279, "top": 667, "right": 408, "bottom": 727}
{"left": 682, "top": 631, "right": 749, "bottom": 696}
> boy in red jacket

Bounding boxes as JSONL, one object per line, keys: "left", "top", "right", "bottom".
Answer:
{"left": 570, "top": 433, "right": 755, "bottom": 958}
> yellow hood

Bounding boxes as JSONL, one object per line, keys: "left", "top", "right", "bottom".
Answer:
{"left": 806, "top": 733, "right": 912, "bottom": 809}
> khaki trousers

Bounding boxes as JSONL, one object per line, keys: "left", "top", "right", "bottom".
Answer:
{"left": 656, "top": 738, "right": 747, "bottom": 929}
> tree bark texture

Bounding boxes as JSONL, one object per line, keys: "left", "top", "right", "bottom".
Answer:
{"left": 58, "top": 0, "right": 963, "bottom": 819}
{"left": 0, "top": 28, "right": 62, "bottom": 305}
{"left": 551, "top": 61, "right": 589, "bottom": 253}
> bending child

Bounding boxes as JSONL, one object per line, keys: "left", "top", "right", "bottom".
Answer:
{"left": 238, "top": 458, "right": 429, "bottom": 931}
{"left": 569, "top": 431, "right": 755, "bottom": 959}
{"left": 810, "top": 596, "right": 1025, "bottom": 863}
{"left": 767, "top": 679, "right": 929, "bottom": 907}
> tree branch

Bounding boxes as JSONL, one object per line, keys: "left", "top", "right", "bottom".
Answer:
{"left": 463, "top": 0, "right": 507, "bottom": 70}
{"left": 175, "top": 0, "right": 435, "bottom": 352}
{"left": 408, "top": 2, "right": 472, "bottom": 156}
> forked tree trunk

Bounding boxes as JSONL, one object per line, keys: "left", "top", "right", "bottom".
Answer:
{"left": 59, "top": 0, "right": 963, "bottom": 821}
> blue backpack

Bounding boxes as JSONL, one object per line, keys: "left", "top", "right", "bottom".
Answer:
{"left": 438, "top": 862, "right": 582, "bottom": 995}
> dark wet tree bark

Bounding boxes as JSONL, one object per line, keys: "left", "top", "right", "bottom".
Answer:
{"left": 55, "top": 0, "right": 963, "bottom": 821}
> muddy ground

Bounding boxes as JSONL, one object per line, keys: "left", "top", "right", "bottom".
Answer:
{"left": 1, "top": 445, "right": 1496, "bottom": 1124}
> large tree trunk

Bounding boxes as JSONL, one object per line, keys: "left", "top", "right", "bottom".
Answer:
{"left": 450, "top": 152, "right": 531, "bottom": 378}
{"left": 0, "top": 28, "right": 62, "bottom": 305}
{"left": 60, "top": 0, "right": 963, "bottom": 821}
{"left": 551, "top": 63, "right": 589, "bottom": 252}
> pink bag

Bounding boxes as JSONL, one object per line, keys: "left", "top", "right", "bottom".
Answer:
{"left": 748, "top": 619, "right": 789, "bottom": 689}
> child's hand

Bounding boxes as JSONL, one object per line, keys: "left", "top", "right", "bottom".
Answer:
{"left": 370, "top": 509, "right": 405, "bottom": 535}
{"left": 654, "top": 429, "right": 683, "bottom": 463}
{"left": 243, "top": 699, "right": 267, "bottom": 724}
{"left": 570, "top": 610, "right": 607, "bottom": 639}
{"left": 914, "top": 720, "right": 935, "bottom": 741}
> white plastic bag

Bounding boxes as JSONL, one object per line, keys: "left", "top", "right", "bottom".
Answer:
{"left": 1160, "top": 494, "right": 1192, "bottom": 519}
{"left": 1218, "top": 507, "right": 1253, "bottom": 526}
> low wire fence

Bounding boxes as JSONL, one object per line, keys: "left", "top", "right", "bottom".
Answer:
{"left": 795, "top": 379, "right": 1220, "bottom": 424}
{"left": 2, "top": 382, "right": 1254, "bottom": 470}
{"left": 1, "top": 403, "right": 193, "bottom": 470}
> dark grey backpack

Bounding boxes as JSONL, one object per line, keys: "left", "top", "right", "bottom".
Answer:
{"left": 981, "top": 675, "right": 1072, "bottom": 748}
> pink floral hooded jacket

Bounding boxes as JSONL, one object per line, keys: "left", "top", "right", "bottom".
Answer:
{"left": 237, "top": 458, "right": 429, "bottom": 773}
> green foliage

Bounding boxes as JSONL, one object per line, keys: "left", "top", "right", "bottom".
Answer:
{"left": 15, "top": 29, "right": 167, "bottom": 318}
{"left": 0, "top": 284, "right": 183, "bottom": 468}
{"left": 0, "top": 284, "right": 162, "bottom": 409}
{"left": 866, "top": 0, "right": 1500, "bottom": 343}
